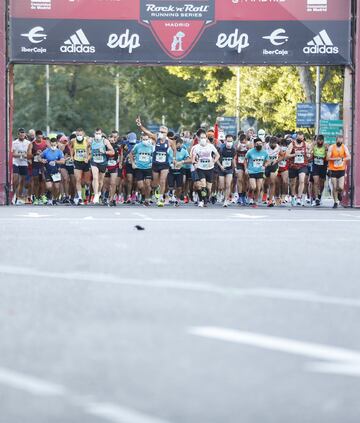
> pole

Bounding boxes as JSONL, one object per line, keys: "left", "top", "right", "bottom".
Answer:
{"left": 45, "top": 65, "right": 50, "bottom": 135}
{"left": 315, "top": 66, "right": 321, "bottom": 135}
{"left": 236, "top": 67, "right": 240, "bottom": 135}
{"left": 115, "top": 72, "right": 120, "bottom": 132}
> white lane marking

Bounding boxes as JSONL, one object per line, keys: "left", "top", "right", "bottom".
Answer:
{"left": 1, "top": 264, "right": 360, "bottom": 309}
{"left": 86, "top": 402, "right": 170, "bottom": 423}
{"left": 16, "top": 212, "right": 52, "bottom": 218}
{"left": 0, "top": 367, "right": 66, "bottom": 396}
{"left": 1, "top": 217, "right": 360, "bottom": 223}
{"left": 133, "top": 212, "right": 153, "bottom": 221}
{"left": 189, "top": 327, "right": 360, "bottom": 377}
{"left": 306, "top": 362, "right": 360, "bottom": 377}
{"left": 0, "top": 367, "right": 171, "bottom": 423}
{"left": 231, "top": 213, "right": 267, "bottom": 219}
{"left": 83, "top": 216, "right": 95, "bottom": 220}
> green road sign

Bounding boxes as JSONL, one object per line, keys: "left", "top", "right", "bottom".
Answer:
{"left": 319, "top": 120, "right": 343, "bottom": 144}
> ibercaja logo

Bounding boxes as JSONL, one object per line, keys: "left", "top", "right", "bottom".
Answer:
{"left": 140, "top": 0, "right": 215, "bottom": 59}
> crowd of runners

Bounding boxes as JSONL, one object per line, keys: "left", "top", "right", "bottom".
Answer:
{"left": 11, "top": 118, "right": 351, "bottom": 208}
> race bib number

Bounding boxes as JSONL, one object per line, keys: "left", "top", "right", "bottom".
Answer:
{"left": 93, "top": 154, "right": 104, "bottom": 164}
{"left": 314, "top": 157, "right": 324, "bottom": 166}
{"left": 33, "top": 155, "right": 40, "bottom": 163}
{"left": 65, "top": 158, "right": 74, "bottom": 166}
{"left": 199, "top": 158, "right": 210, "bottom": 169}
{"left": 253, "top": 159, "right": 264, "bottom": 169}
{"left": 334, "top": 159, "right": 343, "bottom": 168}
{"left": 75, "top": 150, "right": 85, "bottom": 160}
{"left": 279, "top": 160, "right": 287, "bottom": 168}
{"left": 294, "top": 154, "right": 304, "bottom": 164}
{"left": 237, "top": 155, "right": 245, "bottom": 164}
{"left": 155, "top": 152, "right": 166, "bottom": 163}
{"left": 51, "top": 172, "right": 61, "bottom": 182}
{"left": 107, "top": 159, "right": 117, "bottom": 167}
{"left": 139, "top": 153, "right": 149, "bottom": 162}
{"left": 49, "top": 161, "right": 56, "bottom": 167}
{"left": 222, "top": 158, "right": 232, "bottom": 168}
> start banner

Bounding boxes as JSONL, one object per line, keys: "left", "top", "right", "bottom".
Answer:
{"left": 9, "top": 0, "right": 352, "bottom": 65}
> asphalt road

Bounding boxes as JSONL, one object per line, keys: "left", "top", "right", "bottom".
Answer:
{"left": 0, "top": 205, "right": 360, "bottom": 423}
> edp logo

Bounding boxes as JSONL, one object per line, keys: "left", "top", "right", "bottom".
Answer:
{"left": 216, "top": 29, "right": 249, "bottom": 54}
{"left": 107, "top": 30, "right": 141, "bottom": 54}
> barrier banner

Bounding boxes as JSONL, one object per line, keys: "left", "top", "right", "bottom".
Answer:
{"left": 9, "top": 0, "right": 352, "bottom": 65}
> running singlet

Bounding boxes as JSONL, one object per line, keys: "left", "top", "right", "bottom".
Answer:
{"left": 289, "top": 141, "right": 308, "bottom": 169}
{"left": 123, "top": 142, "right": 136, "bottom": 164}
{"left": 63, "top": 145, "right": 74, "bottom": 167}
{"left": 278, "top": 145, "right": 289, "bottom": 171}
{"left": 313, "top": 145, "right": 327, "bottom": 166}
{"left": 169, "top": 147, "right": 189, "bottom": 171}
{"left": 107, "top": 141, "right": 122, "bottom": 170}
{"left": 42, "top": 148, "right": 64, "bottom": 175}
{"left": 236, "top": 143, "right": 248, "bottom": 168}
{"left": 153, "top": 140, "right": 170, "bottom": 165}
{"left": 73, "top": 139, "right": 88, "bottom": 162}
{"left": 133, "top": 142, "right": 154, "bottom": 169}
{"left": 266, "top": 145, "right": 280, "bottom": 165}
{"left": 220, "top": 145, "right": 235, "bottom": 170}
{"left": 245, "top": 148, "right": 269, "bottom": 174}
{"left": 32, "top": 139, "right": 48, "bottom": 165}
{"left": 13, "top": 139, "right": 31, "bottom": 167}
{"left": 328, "top": 144, "right": 346, "bottom": 171}
{"left": 193, "top": 143, "right": 218, "bottom": 170}
{"left": 91, "top": 138, "right": 107, "bottom": 164}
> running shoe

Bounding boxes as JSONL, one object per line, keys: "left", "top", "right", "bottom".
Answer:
{"left": 110, "top": 200, "right": 116, "bottom": 207}
{"left": 131, "top": 193, "right": 137, "bottom": 204}
{"left": 248, "top": 198, "right": 254, "bottom": 206}
{"left": 78, "top": 198, "right": 84, "bottom": 206}
{"left": 291, "top": 197, "right": 297, "bottom": 207}
{"left": 184, "top": 195, "right": 189, "bottom": 204}
{"left": 223, "top": 200, "right": 228, "bottom": 208}
{"left": 15, "top": 198, "right": 25, "bottom": 205}
{"left": 26, "top": 197, "right": 32, "bottom": 205}
{"left": 237, "top": 196, "right": 244, "bottom": 206}
{"left": 211, "top": 195, "right": 217, "bottom": 205}
{"left": 33, "top": 198, "right": 39, "bottom": 206}
{"left": 11, "top": 194, "right": 17, "bottom": 205}
{"left": 41, "top": 195, "right": 47, "bottom": 204}
{"left": 333, "top": 202, "right": 338, "bottom": 209}
{"left": 47, "top": 199, "right": 53, "bottom": 206}
{"left": 198, "top": 201, "right": 204, "bottom": 208}
{"left": 154, "top": 186, "right": 161, "bottom": 200}
{"left": 315, "top": 199, "right": 320, "bottom": 207}
{"left": 338, "top": 192, "right": 343, "bottom": 202}
{"left": 143, "top": 200, "right": 150, "bottom": 207}
{"left": 157, "top": 199, "right": 164, "bottom": 207}
{"left": 125, "top": 195, "right": 131, "bottom": 204}
{"left": 296, "top": 198, "right": 302, "bottom": 206}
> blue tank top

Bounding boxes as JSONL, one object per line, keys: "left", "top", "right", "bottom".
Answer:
{"left": 153, "top": 140, "right": 169, "bottom": 165}
{"left": 91, "top": 138, "right": 107, "bottom": 164}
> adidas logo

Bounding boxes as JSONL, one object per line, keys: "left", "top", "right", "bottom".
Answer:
{"left": 60, "top": 29, "right": 95, "bottom": 54}
{"left": 303, "top": 30, "right": 339, "bottom": 54}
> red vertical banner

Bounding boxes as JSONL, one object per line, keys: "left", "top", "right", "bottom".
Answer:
{"left": 0, "top": 1, "right": 7, "bottom": 205}
{"left": 354, "top": 1, "right": 360, "bottom": 207}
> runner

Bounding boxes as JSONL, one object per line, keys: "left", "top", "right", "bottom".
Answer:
{"left": 58, "top": 134, "right": 75, "bottom": 204}
{"left": 136, "top": 116, "right": 176, "bottom": 207}
{"left": 70, "top": 128, "right": 91, "bottom": 205}
{"left": 265, "top": 136, "right": 281, "bottom": 207}
{"left": 12, "top": 128, "right": 31, "bottom": 205}
{"left": 104, "top": 132, "right": 122, "bottom": 206}
{"left": 235, "top": 133, "right": 250, "bottom": 206}
{"left": 286, "top": 131, "right": 310, "bottom": 206}
{"left": 244, "top": 138, "right": 270, "bottom": 206}
{"left": 218, "top": 134, "right": 236, "bottom": 207}
{"left": 129, "top": 133, "right": 154, "bottom": 206}
{"left": 191, "top": 132, "right": 220, "bottom": 207}
{"left": 40, "top": 138, "right": 65, "bottom": 205}
{"left": 311, "top": 134, "right": 328, "bottom": 206}
{"left": 90, "top": 128, "right": 114, "bottom": 205}
{"left": 27, "top": 130, "right": 48, "bottom": 205}
{"left": 168, "top": 137, "right": 191, "bottom": 205}
{"left": 277, "top": 137, "right": 290, "bottom": 204}
{"left": 122, "top": 132, "right": 138, "bottom": 204}
{"left": 327, "top": 135, "right": 351, "bottom": 208}
{"left": 181, "top": 130, "right": 193, "bottom": 203}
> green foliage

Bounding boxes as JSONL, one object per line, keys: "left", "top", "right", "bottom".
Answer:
{"left": 13, "top": 64, "right": 344, "bottom": 137}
